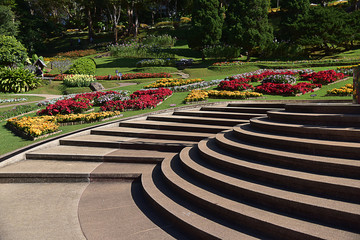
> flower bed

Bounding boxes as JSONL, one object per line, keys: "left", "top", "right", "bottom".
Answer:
{"left": 144, "top": 78, "right": 204, "bottom": 88}
{"left": 57, "top": 49, "right": 97, "bottom": 58}
{"left": 184, "top": 90, "right": 209, "bottom": 103}
{"left": 37, "top": 98, "right": 93, "bottom": 116}
{"left": 230, "top": 69, "right": 313, "bottom": 82}
{"left": 327, "top": 84, "right": 353, "bottom": 96}
{"left": 218, "top": 80, "right": 254, "bottom": 91}
{"left": 63, "top": 74, "right": 96, "bottom": 87}
{"left": 0, "top": 97, "right": 27, "bottom": 104}
{"left": 206, "top": 90, "right": 263, "bottom": 99}
{"left": 262, "top": 74, "right": 297, "bottom": 84}
{"left": 255, "top": 82, "right": 321, "bottom": 96}
{"left": 56, "top": 111, "right": 122, "bottom": 125}
{"left": 300, "top": 70, "right": 346, "bottom": 85}
{"left": 212, "top": 61, "right": 244, "bottom": 67}
{"left": 53, "top": 72, "right": 172, "bottom": 81}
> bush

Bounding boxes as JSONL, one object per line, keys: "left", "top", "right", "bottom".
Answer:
{"left": 109, "top": 42, "right": 174, "bottom": 59}
{"left": 67, "top": 58, "right": 96, "bottom": 75}
{"left": 63, "top": 74, "right": 96, "bottom": 87}
{"left": 141, "top": 34, "right": 176, "bottom": 48}
{"left": 0, "top": 67, "right": 41, "bottom": 93}
{"left": 202, "top": 45, "right": 241, "bottom": 59}
{"left": 136, "top": 58, "right": 175, "bottom": 68}
{"left": 0, "top": 35, "right": 27, "bottom": 66}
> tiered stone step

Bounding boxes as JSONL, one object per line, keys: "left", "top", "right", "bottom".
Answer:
{"left": 172, "top": 110, "right": 265, "bottom": 120}
{"left": 201, "top": 106, "right": 281, "bottom": 114}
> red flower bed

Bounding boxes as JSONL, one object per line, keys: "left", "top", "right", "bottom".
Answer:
{"left": 230, "top": 70, "right": 298, "bottom": 82}
{"left": 37, "top": 98, "right": 93, "bottom": 116}
{"left": 101, "top": 88, "right": 172, "bottom": 111}
{"left": 73, "top": 91, "right": 119, "bottom": 101}
{"left": 300, "top": 70, "right": 345, "bottom": 85}
{"left": 57, "top": 49, "right": 97, "bottom": 58}
{"left": 95, "top": 72, "right": 172, "bottom": 80}
{"left": 255, "top": 82, "right": 321, "bottom": 96}
{"left": 218, "top": 79, "right": 254, "bottom": 91}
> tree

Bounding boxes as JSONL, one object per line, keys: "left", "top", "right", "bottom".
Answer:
{"left": 223, "top": 0, "right": 273, "bottom": 61}
{"left": 0, "top": 35, "right": 27, "bottom": 66}
{"left": 188, "top": 0, "right": 224, "bottom": 54}
{"left": 279, "top": 0, "right": 310, "bottom": 43}
{"left": 0, "top": 5, "right": 18, "bottom": 36}
{"left": 106, "top": 0, "right": 122, "bottom": 42}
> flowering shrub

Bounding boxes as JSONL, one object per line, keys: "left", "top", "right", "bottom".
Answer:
{"left": 255, "top": 82, "right": 321, "bottom": 96}
{"left": 37, "top": 98, "right": 93, "bottom": 116}
{"left": 300, "top": 70, "right": 346, "bottom": 85}
{"left": 63, "top": 74, "right": 96, "bottom": 87}
{"left": 218, "top": 80, "right": 254, "bottom": 91}
{"left": 7, "top": 116, "right": 59, "bottom": 137}
{"left": 57, "top": 49, "right": 97, "bottom": 58}
{"left": 327, "top": 84, "right": 353, "bottom": 96}
{"left": 262, "top": 75, "right": 297, "bottom": 84}
{"left": 184, "top": 90, "right": 209, "bottom": 103}
{"left": 206, "top": 90, "right": 263, "bottom": 99}
{"left": 144, "top": 78, "right": 204, "bottom": 88}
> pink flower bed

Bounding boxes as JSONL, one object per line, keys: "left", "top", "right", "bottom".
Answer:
{"left": 255, "top": 82, "right": 321, "bottom": 96}
{"left": 300, "top": 70, "right": 346, "bottom": 85}
{"left": 218, "top": 79, "right": 254, "bottom": 91}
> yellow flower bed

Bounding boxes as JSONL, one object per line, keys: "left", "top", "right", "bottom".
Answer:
{"left": 337, "top": 64, "right": 360, "bottom": 70}
{"left": 184, "top": 90, "right": 209, "bottom": 103}
{"left": 7, "top": 116, "right": 58, "bottom": 137}
{"left": 206, "top": 90, "right": 263, "bottom": 99}
{"left": 144, "top": 78, "right": 204, "bottom": 88}
{"left": 327, "top": 84, "right": 353, "bottom": 96}
{"left": 7, "top": 111, "right": 122, "bottom": 139}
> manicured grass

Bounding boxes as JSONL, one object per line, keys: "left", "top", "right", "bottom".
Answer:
{"left": 0, "top": 95, "right": 45, "bottom": 106}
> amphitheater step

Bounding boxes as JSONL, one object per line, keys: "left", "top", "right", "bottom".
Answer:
{"left": 119, "top": 120, "right": 231, "bottom": 133}
{"left": 160, "top": 153, "right": 359, "bottom": 239}
{"left": 227, "top": 102, "right": 285, "bottom": 108}
{"left": 267, "top": 110, "right": 360, "bottom": 126}
{"left": 250, "top": 117, "right": 360, "bottom": 142}
{"left": 179, "top": 146, "right": 360, "bottom": 232}
{"left": 60, "top": 135, "right": 196, "bottom": 152}
{"left": 214, "top": 132, "right": 360, "bottom": 202}
{"left": 25, "top": 146, "right": 172, "bottom": 163}
{"left": 285, "top": 103, "right": 360, "bottom": 114}
{"left": 200, "top": 106, "right": 279, "bottom": 114}
{"left": 91, "top": 127, "right": 212, "bottom": 142}
{"left": 146, "top": 113, "right": 248, "bottom": 126}
{"left": 172, "top": 110, "right": 265, "bottom": 120}
{"left": 141, "top": 163, "right": 257, "bottom": 239}
{"left": 233, "top": 124, "right": 360, "bottom": 159}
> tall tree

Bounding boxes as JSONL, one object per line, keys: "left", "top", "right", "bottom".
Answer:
{"left": 188, "top": 0, "right": 223, "bottom": 53}
{"left": 106, "top": 0, "right": 122, "bottom": 42}
{"left": 223, "top": 0, "right": 273, "bottom": 61}
{"left": 0, "top": 5, "right": 18, "bottom": 36}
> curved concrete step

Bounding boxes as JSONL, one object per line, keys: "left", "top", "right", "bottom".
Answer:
{"left": 227, "top": 103, "right": 285, "bottom": 108}
{"left": 146, "top": 114, "right": 248, "bottom": 126}
{"left": 200, "top": 106, "right": 279, "bottom": 114}
{"left": 267, "top": 110, "right": 360, "bottom": 126}
{"left": 285, "top": 103, "right": 360, "bottom": 114}
{"left": 179, "top": 145, "right": 360, "bottom": 232}
{"left": 91, "top": 127, "right": 212, "bottom": 142}
{"left": 215, "top": 131, "right": 360, "bottom": 202}
{"left": 119, "top": 120, "right": 230, "bottom": 133}
{"left": 140, "top": 164, "right": 255, "bottom": 239}
{"left": 173, "top": 110, "right": 265, "bottom": 120}
{"left": 60, "top": 135, "right": 195, "bottom": 152}
{"left": 233, "top": 124, "right": 360, "bottom": 159}
{"left": 161, "top": 152, "right": 359, "bottom": 239}
{"left": 250, "top": 117, "right": 360, "bottom": 142}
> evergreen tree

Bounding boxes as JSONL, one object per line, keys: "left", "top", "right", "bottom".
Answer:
{"left": 188, "top": 0, "right": 223, "bottom": 52}
{"left": 0, "top": 5, "right": 18, "bottom": 36}
{"left": 223, "top": 0, "right": 273, "bottom": 61}
{"left": 279, "top": 0, "right": 310, "bottom": 43}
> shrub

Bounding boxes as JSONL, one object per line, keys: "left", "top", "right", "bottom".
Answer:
{"left": 136, "top": 58, "right": 175, "bottom": 68}
{"left": 67, "top": 58, "right": 96, "bottom": 75}
{"left": 63, "top": 74, "right": 96, "bottom": 87}
{"left": 141, "top": 34, "right": 176, "bottom": 48}
{"left": 202, "top": 45, "right": 241, "bottom": 59}
{"left": 109, "top": 42, "right": 174, "bottom": 59}
{"left": 0, "top": 35, "right": 27, "bottom": 66}
{"left": 0, "top": 67, "right": 41, "bottom": 93}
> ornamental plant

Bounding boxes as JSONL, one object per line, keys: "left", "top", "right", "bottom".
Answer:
{"left": 67, "top": 58, "right": 96, "bottom": 75}
{"left": 327, "top": 84, "right": 353, "bottom": 96}
{"left": 37, "top": 98, "right": 93, "bottom": 116}
{"left": 183, "top": 90, "right": 209, "bottom": 103}
{"left": 206, "top": 90, "right": 263, "bottom": 99}
{"left": 7, "top": 116, "right": 58, "bottom": 138}
{"left": 218, "top": 80, "right": 254, "bottom": 91}
{"left": 57, "top": 49, "right": 97, "bottom": 58}
{"left": 0, "top": 67, "right": 41, "bottom": 93}
{"left": 136, "top": 58, "right": 175, "bottom": 68}
{"left": 300, "top": 70, "right": 346, "bottom": 85}
{"left": 144, "top": 78, "right": 204, "bottom": 88}
{"left": 0, "top": 35, "right": 27, "bottom": 66}
{"left": 262, "top": 75, "right": 297, "bottom": 84}
{"left": 63, "top": 74, "right": 96, "bottom": 87}
{"left": 255, "top": 82, "right": 321, "bottom": 96}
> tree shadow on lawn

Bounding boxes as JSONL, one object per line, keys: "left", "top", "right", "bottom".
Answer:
{"left": 96, "top": 58, "right": 141, "bottom": 69}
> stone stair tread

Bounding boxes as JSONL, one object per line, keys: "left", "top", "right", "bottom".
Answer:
{"left": 141, "top": 165, "right": 257, "bottom": 239}
{"left": 227, "top": 103, "right": 285, "bottom": 108}
{"left": 161, "top": 155, "right": 359, "bottom": 239}
{"left": 192, "top": 143, "right": 360, "bottom": 218}
{"left": 234, "top": 124, "right": 360, "bottom": 154}
{"left": 215, "top": 132, "right": 360, "bottom": 189}
{"left": 174, "top": 110, "right": 265, "bottom": 118}
{"left": 268, "top": 110, "right": 360, "bottom": 118}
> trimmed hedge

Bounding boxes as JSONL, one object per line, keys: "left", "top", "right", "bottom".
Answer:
{"left": 67, "top": 58, "right": 96, "bottom": 75}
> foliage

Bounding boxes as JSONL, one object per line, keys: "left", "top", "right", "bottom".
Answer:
{"left": 144, "top": 78, "right": 204, "bottom": 88}
{"left": 223, "top": 0, "right": 273, "bottom": 60}
{"left": 0, "top": 104, "right": 39, "bottom": 122}
{"left": 55, "top": 111, "right": 122, "bottom": 123}
{"left": 141, "top": 34, "right": 177, "bottom": 48}
{"left": 262, "top": 75, "right": 297, "bottom": 84}
{"left": 300, "top": 70, "right": 346, "bottom": 85}
{"left": 218, "top": 81, "right": 254, "bottom": 91}
{"left": 57, "top": 49, "right": 97, "bottom": 58}
{"left": 206, "top": 90, "right": 263, "bottom": 99}
{"left": 37, "top": 98, "right": 93, "bottom": 116}
{"left": 7, "top": 115, "right": 58, "bottom": 138}
{"left": 0, "top": 35, "right": 27, "bottom": 66}
{"left": 255, "top": 82, "right": 321, "bottom": 96}
{"left": 0, "top": 97, "right": 27, "bottom": 104}
{"left": 67, "top": 58, "right": 96, "bottom": 75}
{"left": 0, "top": 5, "right": 18, "bottom": 36}
{"left": 109, "top": 42, "right": 174, "bottom": 59}
{"left": 202, "top": 45, "right": 241, "bottom": 59}
{"left": 136, "top": 58, "right": 175, "bottom": 68}
{"left": 0, "top": 67, "right": 41, "bottom": 93}
{"left": 63, "top": 74, "right": 97, "bottom": 87}
{"left": 327, "top": 84, "right": 353, "bottom": 96}
{"left": 188, "top": 0, "right": 224, "bottom": 50}
{"left": 184, "top": 90, "right": 208, "bottom": 103}
{"left": 49, "top": 59, "right": 73, "bottom": 74}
